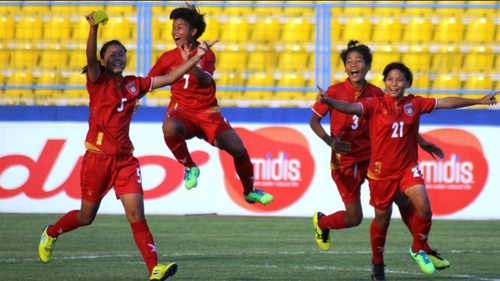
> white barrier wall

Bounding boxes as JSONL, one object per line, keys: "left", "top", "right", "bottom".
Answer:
{"left": 1, "top": 121, "right": 499, "bottom": 219}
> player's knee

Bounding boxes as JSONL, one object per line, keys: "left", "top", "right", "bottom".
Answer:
{"left": 345, "top": 213, "right": 363, "bottom": 227}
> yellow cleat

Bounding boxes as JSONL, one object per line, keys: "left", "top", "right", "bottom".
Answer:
{"left": 428, "top": 249, "right": 450, "bottom": 270}
{"left": 39, "top": 225, "right": 57, "bottom": 263}
{"left": 150, "top": 262, "right": 178, "bottom": 281}
{"left": 313, "top": 212, "right": 330, "bottom": 251}
{"left": 409, "top": 248, "right": 436, "bottom": 275}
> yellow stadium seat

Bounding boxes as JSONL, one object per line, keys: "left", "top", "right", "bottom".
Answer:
{"left": 463, "top": 74, "right": 494, "bottom": 108}
{"left": 411, "top": 75, "right": 431, "bottom": 97}
{"left": 244, "top": 72, "right": 275, "bottom": 100}
{"left": 372, "top": 1, "right": 403, "bottom": 16}
{"left": 430, "top": 73, "right": 462, "bottom": 98}
{"left": 434, "top": 1, "right": 466, "bottom": 17}
{"left": 105, "top": 4, "right": 136, "bottom": 16}
{"left": 464, "top": 18, "right": 495, "bottom": 43}
{"left": 433, "top": 17, "right": 465, "bottom": 43}
{"left": 401, "top": 45, "right": 431, "bottom": 74}
{"left": 43, "top": 17, "right": 72, "bottom": 42}
{"left": 403, "top": 1, "right": 435, "bottom": 17}
{"left": 431, "top": 46, "right": 463, "bottom": 73}
{"left": 77, "top": 4, "right": 105, "bottom": 14}
{"left": 0, "top": 44, "right": 9, "bottom": 67}
{"left": 249, "top": 17, "right": 281, "bottom": 44}
{"left": 62, "top": 72, "right": 88, "bottom": 105}
{"left": 71, "top": 17, "right": 92, "bottom": 42}
{"left": 275, "top": 45, "right": 311, "bottom": 72}
{"left": 401, "top": 17, "right": 433, "bottom": 44}
{"left": 217, "top": 72, "right": 245, "bottom": 100}
{"left": 100, "top": 17, "right": 133, "bottom": 43}
{"left": 220, "top": 17, "right": 249, "bottom": 43}
{"left": 223, "top": 1, "right": 252, "bottom": 16}
{"left": 275, "top": 73, "right": 306, "bottom": 103}
{"left": 201, "top": 17, "right": 221, "bottom": 42}
{"left": 0, "top": 16, "right": 15, "bottom": 42}
{"left": 372, "top": 18, "right": 402, "bottom": 43}
{"left": 330, "top": 18, "right": 342, "bottom": 43}
{"left": 251, "top": 1, "right": 283, "bottom": 16}
{"left": 280, "top": 18, "right": 313, "bottom": 44}
{"left": 216, "top": 44, "right": 248, "bottom": 72}
{"left": 50, "top": 5, "right": 73, "bottom": 15}
{"left": 34, "top": 72, "right": 63, "bottom": 105}
{"left": 10, "top": 43, "right": 39, "bottom": 71}
{"left": 37, "top": 44, "right": 69, "bottom": 71}
{"left": 341, "top": 17, "right": 372, "bottom": 43}
{"left": 462, "top": 46, "right": 494, "bottom": 73}
{"left": 151, "top": 18, "right": 162, "bottom": 42}
{"left": 371, "top": 46, "right": 400, "bottom": 73}
{"left": 246, "top": 45, "right": 277, "bottom": 72}
{"left": 466, "top": 0, "right": 497, "bottom": 17}
{"left": 197, "top": 4, "right": 223, "bottom": 16}
{"left": 5, "top": 71, "right": 35, "bottom": 105}
{"left": 0, "top": 5, "right": 20, "bottom": 15}
{"left": 15, "top": 16, "right": 43, "bottom": 41}
{"left": 370, "top": 74, "right": 385, "bottom": 89}
{"left": 21, "top": 4, "right": 50, "bottom": 15}
{"left": 342, "top": 1, "right": 373, "bottom": 17}
{"left": 282, "top": 1, "right": 315, "bottom": 17}
{"left": 67, "top": 48, "right": 87, "bottom": 71}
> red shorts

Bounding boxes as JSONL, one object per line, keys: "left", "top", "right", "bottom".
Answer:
{"left": 167, "top": 108, "right": 232, "bottom": 145}
{"left": 368, "top": 165, "right": 424, "bottom": 210}
{"left": 80, "top": 151, "right": 143, "bottom": 203}
{"left": 331, "top": 160, "right": 369, "bottom": 204}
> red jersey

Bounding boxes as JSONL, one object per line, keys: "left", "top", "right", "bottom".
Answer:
{"left": 148, "top": 45, "right": 217, "bottom": 111}
{"left": 85, "top": 72, "right": 153, "bottom": 155}
{"left": 359, "top": 94, "right": 437, "bottom": 180}
{"left": 311, "top": 79, "right": 383, "bottom": 168}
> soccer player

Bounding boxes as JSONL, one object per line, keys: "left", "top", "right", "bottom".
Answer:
{"left": 310, "top": 41, "right": 449, "bottom": 281}
{"left": 316, "top": 61, "right": 497, "bottom": 279}
{"left": 38, "top": 11, "right": 216, "bottom": 281}
{"left": 148, "top": 3, "right": 273, "bottom": 205}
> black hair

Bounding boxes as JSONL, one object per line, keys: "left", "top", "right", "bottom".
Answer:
{"left": 340, "top": 40, "right": 373, "bottom": 66}
{"left": 81, "top": 40, "right": 127, "bottom": 74}
{"left": 170, "top": 2, "right": 206, "bottom": 40}
{"left": 382, "top": 62, "right": 413, "bottom": 88}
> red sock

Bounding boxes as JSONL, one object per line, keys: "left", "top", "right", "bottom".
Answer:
{"left": 131, "top": 220, "right": 158, "bottom": 275}
{"left": 319, "top": 211, "right": 348, "bottom": 230}
{"left": 164, "top": 134, "right": 195, "bottom": 168}
{"left": 411, "top": 213, "right": 432, "bottom": 253}
{"left": 370, "top": 220, "right": 388, "bottom": 265}
{"left": 47, "top": 210, "right": 80, "bottom": 238}
{"left": 399, "top": 204, "right": 431, "bottom": 252}
{"left": 234, "top": 151, "right": 254, "bottom": 195}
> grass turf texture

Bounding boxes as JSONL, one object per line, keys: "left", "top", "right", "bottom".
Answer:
{"left": 1, "top": 213, "right": 499, "bottom": 280}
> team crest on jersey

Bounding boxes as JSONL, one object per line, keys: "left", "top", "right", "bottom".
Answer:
{"left": 125, "top": 82, "right": 138, "bottom": 95}
{"left": 403, "top": 103, "right": 414, "bottom": 116}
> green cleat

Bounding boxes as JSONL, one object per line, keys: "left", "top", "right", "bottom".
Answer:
{"left": 150, "top": 262, "right": 178, "bottom": 281}
{"left": 184, "top": 166, "right": 200, "bottom": 190}
{"left": 39, "top": 225, "right": 57, "bottom": 263}
{"left": 428, "top": 249, "right": 450, "bottom": 270}
{"left": 312, "top": 212, "right": 330, "bottom": 251}
{"left": 244, "top": 189, "right": 274, "bottom": 205}
{"left": 409, "top": 248, "right": 436, "bottom": 275}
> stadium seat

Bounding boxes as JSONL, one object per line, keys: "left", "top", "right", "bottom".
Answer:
{"left": 462, "top": 46, "right": 494, "bottom": 73}
{"left": 10, "top": 43, "right": 39, "bottom": 71}
{"left": 401, "top": 17, "right": 433, "bottom": 44}
{"left": 282, "top": 1, "right": 315, "bottom": 17}
{"left": 49, "top": 4, "right": 73, "bottom": 15}
{"left": 43, "top": 17, "right": 71, "bottom": 42}
{"left": 464, "top": 18, "right": 495, "bottom": 43}
{"left": 430, "top": 73, "right": 462, "bottom": 98}
{"left": 403, "top": 0, "right": 435, "bottom": 17}
{"left": 433, "top": 17, "right": 465, "bottom": 43}
{"left": 466, "top": 0, "right": 498, "bottom": 17}
{"left": 280, "top": 18, "right": 313, "bottom": 44}
{"left": 251, "top": 1, "right": 282, "bottom": 16}
{"left": 0, "top": 44, "right": 9, "bottom": 67}
{"left": 275, "top": 45, "right": 311, "bottom": 72}
{"left": 105, "top": 4, "right": 136, "bottom": 16}
{"left": 151, "top": 18, "right": 162, "bottom": 42}
{"left": 63, "top": 71, "right": 88, "bottom": 105}
{"left": 67, "top": 47, "right": 87, "bottom": 71}
{"left": 34, "top": 72, "right": 63, "bottom": 105}
{"left": 371, "top": 46, "right": 400, "bottom": 73}
{"left": 21, "top": 4, "right": 50, "bottom": 15}
{"left": 330, "top": 18, "right": 342, "bottom": 43}
{"left": 76, "top": 4, "right": 105, "bottom": 14}
{"left": 275, "top": 73, "right": 307, "bottom": 102}
{"left": 249, "top": 17, "right": 281, "bottom": 44}
{"left": 370, "top": 74, "right": 385, "bottom": 89}
{"left": 15, "top": 16, "right": 43, "bottom": 41}
{"left": 342, "top": 1, "right": 373, "bottom": 17}
{"left": 5, "top": 71, "right": 35, "bottom": 105}
{"left": 201, "top": 17, "right": 221, "bottom": 43}
{"left": 244, "top": 72, "right": 275, "bottom": 100}
{"left": 37, "top": 44, "right": 69, "bottom": 71}
{"left": 341, "top": 17, "right": 372, "bottom": 44}
{"left": 246, "top": 45, "right": 277, "bottom": 72}
{"left": 0, "top": 16, "right": 15, "bottom": 42}
{"left": 433, "top": 1, "right": 466, "bottom": 17}
{"left": 411, "top": 75, "right": 431, "bottom": 97}
{"left": 217, "top": 44, "right": 248, "bottom": 72}
{"left": 71, "top": 17, "right": 94, "bottom": 42}
{"left": 220, "top": 17, "right": 249, "bottom": 44}
{"left": 371, "top": 18, "right": 402, "bottom": 43}
{"left": 217, "top": 72, "right": 244, "bottom": 100}
{"left": 463, "top": 74, "right": 494, "bottom": 108}
{"left": 223, "top": 1, "right": 252, "bottom": 16}
{"left": 371, "top": 1, "right": 403, "bottom": 16}
{"left": 431, "top": 46, "right": 464, "bottom": 73}
{"left": 401, "top": 45, "right": 431, "bottom": 74}
{"left": 99, "top": 17, "right": 133, "bottom": 44}
{"left": 0, "top": 5, "right": 20, "bottom": 15}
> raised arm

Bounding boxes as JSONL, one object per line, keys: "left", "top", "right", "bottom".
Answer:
{"left": 316, "top": 86, "right": 363, "bottom": 116}
{"left": 436, "top": 91, "right": 498, "bottom": 109}
{"left": 151, "top": 40, "right": 218, "bottom": 89}
{"left": 84, "top": 12, "right": 101, "bottom": 82}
